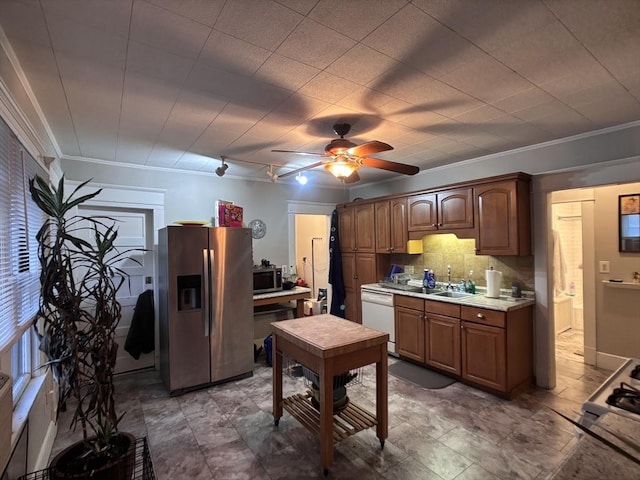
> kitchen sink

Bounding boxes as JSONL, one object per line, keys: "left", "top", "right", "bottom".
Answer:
{"left": 431, "top": 290, "right": 476, "bottom": 298}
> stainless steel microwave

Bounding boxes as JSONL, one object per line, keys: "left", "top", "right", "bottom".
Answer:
{"left": 253, "top": 267, "right": 282, "bottom": 294}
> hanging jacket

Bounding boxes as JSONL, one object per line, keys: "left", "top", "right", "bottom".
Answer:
{"left": 125, "top": 289, "right": 155, "bottom": 359}
{"left": 328, "top": 209, "right": 346, "bottom": 318}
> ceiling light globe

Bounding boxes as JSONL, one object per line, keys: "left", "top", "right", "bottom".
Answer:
{"left": 325, "top": 161, "right": 358, "bottom": 179}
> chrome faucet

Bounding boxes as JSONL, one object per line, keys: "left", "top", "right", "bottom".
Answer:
{"left": 446, "top": 265, "right": 452, "bottom": 290}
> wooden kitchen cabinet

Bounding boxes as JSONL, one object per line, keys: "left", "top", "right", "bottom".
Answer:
{"left": 338, "top": 203, "right": 386, "bottom": 323}
{"left": 424, "top": 300, "right": 461, "bottom": 376}
{"left": 339, "top": 203, "right": 376, "bottom": 253}
{"left": 460, "top": 304, "right": 532, "bottom": 397}
{"left": 475, "top": 178, "right": 531, "bottom": 256}
{"left": 461, "top": 320, "right": 506, "bottom": 391}
{"left": 408, "top": 188, "right": 473, "bottom": 233}
{"left": 375, "top": 197, "right": 408, "bottom": 253}
{"left": 394, "top": 296, "right": 425, "bottom": 362}
{"left": 342, "top": 252, "right": 382, "bottom": 324}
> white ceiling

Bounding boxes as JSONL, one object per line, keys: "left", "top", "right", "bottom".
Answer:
{"left": 1, "top": 0, "right": 638, "bottom": 186}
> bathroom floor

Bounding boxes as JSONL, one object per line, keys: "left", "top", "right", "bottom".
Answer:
{"left": 50, "top": 340, "right": 608, "bottom": 480}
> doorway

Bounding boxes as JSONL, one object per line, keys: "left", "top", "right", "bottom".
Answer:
{"left": 294, "top": 214, "right": 330, "bottom": 300}
{"left": 551, "top": 201, "right": 585, "bottom": 365}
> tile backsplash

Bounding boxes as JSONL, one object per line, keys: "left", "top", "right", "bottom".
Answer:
{"left": 391, "top": 233, "right": 534, "bottom": 290}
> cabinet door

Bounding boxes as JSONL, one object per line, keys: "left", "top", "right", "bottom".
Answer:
{"left": 461, "top": 321, "right": 506, "bottom": 391}
{"left": 354, "top": 203, "right": 376, "bottom": 252}
{"left": 425, "top": 313, "right": 461, "bottom": 376}
{"left": 338, "top": 206, "right": 355, "bottom": 252}
{"left": 395, "top": 306, "right": 425, "bottom": 362}
{"left": 438, "top": 188, "right": 473, "bottom": 229}
{"left": 475, "top": 180, "right": 530, "bottom": 255}
{"left": 390, "top": 197, "right": 408, "bottom": 253}
{"left": 408, "top": 193, "right": 437, "bottom": 231}
{"left": 375, "top": 200, "right": 391, "bottom": 253}
{"left": 375, "top": 198, "right": 408, "bottom": 253}
{"left": 341, "top": 252, "right": 357, "bottom": 321}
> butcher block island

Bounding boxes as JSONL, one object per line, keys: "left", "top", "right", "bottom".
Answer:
{"left": 271, "top": 314, "right": 389, "bottom": 476}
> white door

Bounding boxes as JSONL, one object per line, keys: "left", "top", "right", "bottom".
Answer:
{"left": 78, "top": 206, "right": 155, "bottom": 374}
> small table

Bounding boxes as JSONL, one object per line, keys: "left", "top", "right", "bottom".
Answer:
{"left": 253, "top": 286, "right": 311, "bottom": 318}
{"left": 271, "top": 315, "right": 388, "bottom": 475}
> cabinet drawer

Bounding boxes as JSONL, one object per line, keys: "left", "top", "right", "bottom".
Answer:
{"left": 461, "top": 306, "right": 505, "bottom": 328}
{"left": 425, "top": 300, "right": 460, "bottom": 318}
{"left": 395, "top": 295, "right": 424, "bottom": 311}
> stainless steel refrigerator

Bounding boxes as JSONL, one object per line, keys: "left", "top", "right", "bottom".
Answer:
{"left": 158, "top": 226, "right": 254, "bottom": 395}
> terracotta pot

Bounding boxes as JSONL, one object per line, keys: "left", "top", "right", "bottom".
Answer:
{"left": 49, "top": 432, "right": 136, "bottom": 480}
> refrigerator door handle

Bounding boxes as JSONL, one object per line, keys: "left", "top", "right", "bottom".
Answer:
{"left": 209, "top": 248, "right": 215, "bottom": 337}
{"left": 202, "top": 248, "right": 210, "bottom": 337}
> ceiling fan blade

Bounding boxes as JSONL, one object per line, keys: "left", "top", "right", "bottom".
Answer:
{"left": 348, "top": 141, "right": 393, "bottom": 157}
{"left": 271, "top": 149, "right": 326, "bottom": 157}
{"left": 277, "top": 161, "right": 326, "bottom": 178}
{"left": 344, "top": 171, "right": 360, "bottom": 184}
{"left": 361, "top": 157, "right": 419, "bottom": 175}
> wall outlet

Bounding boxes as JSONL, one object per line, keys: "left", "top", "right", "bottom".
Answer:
{"left": 599, "top": 261, "right": 610, "bottom": 274}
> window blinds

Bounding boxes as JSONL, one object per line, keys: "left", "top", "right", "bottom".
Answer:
{"left": 0, "top": 117, "right": 46, "bottom": 351}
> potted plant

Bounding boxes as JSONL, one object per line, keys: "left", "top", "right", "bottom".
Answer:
{"left": 29, "top": 175, "right": 139, "bottom": 479}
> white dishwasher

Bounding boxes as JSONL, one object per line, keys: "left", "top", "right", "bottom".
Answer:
{"left": 361, "top": 288, "right": 397, "bottom": 356}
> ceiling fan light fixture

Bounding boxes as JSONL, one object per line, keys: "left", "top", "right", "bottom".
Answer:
{"left": 325, "top": 160, "right": 358, "bottom": 179}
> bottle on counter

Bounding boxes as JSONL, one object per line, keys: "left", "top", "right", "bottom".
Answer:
{"left": 423, "top": 268, "right": 430, "bottom": 288}
{"left": 466, "top": 270, "right": 476, "bottom": 294}
{"left": 426, "top": 270, "right": 436, "bottom": 289}
{"left": 459, "top": 278, "right": 467, "bottom": 292}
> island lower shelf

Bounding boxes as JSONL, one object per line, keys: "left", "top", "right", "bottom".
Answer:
{"left": 283, "top": 392, "right": 377, "bottom": 444}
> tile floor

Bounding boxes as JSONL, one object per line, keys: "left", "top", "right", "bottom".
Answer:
{"left": 51, "top": 328, "right": 611, "bottom": 480}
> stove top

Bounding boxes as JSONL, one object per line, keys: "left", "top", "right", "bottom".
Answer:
{"left": 582, "top": 358, "right": 640, "bottom": 425}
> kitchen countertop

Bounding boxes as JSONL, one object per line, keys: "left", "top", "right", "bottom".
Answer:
{"left": 253, "top": 286, "right": 311, "bottom": 301}
{"left": 549, "top": 412, "right": 640, "bottom": 479}
{"left": 361, "top": 283, "right": 535, "bottom": 312}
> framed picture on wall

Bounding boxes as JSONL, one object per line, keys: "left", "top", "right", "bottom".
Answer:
{"left": 619, "top": 194, "right": 640, "bottom": 252}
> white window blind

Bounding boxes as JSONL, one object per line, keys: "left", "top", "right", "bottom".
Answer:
{"left": 0, "top": 117, "right": 46, "bottom": 352}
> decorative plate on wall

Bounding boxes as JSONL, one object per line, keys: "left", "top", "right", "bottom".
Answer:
{"left": 249, "top": 219, "right": 267, "bottom": 239}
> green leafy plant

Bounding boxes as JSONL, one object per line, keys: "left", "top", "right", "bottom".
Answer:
{"left": 29, "top": 175, "right": 140, "bottom": 466}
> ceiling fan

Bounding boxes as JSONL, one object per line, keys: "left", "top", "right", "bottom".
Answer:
{"left": 272, "top": 123, "right": 419, "bottom": 183}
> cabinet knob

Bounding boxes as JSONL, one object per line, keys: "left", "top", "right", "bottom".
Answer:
{"left": 438, "top": 223, "right": 443, "bottom": 227}
{"left": 432, "top": 223, "right": 437, "bottom": 227}
{"left": 476, "top": 313, "right": 485, "bottom": 319}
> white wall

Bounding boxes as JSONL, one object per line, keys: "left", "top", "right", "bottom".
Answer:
{"left": 60, "top": 158, "right": 347, "bottom": 269}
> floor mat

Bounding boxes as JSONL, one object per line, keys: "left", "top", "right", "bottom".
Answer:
{"left": 389, "top": 360, "right": 456, "bottom": 389}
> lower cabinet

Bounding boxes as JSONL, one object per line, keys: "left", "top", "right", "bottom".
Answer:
{"left": 394, "top": 296, "right": 425, "bottom": 362}
{"left": 461, "top": 321, "right": 506, "bottom": 391}
{"left": 425, "top": 300, "right": 461, "bottom": 376}
{"left": 394, "top": 294, "right": 533, "bottom": 398}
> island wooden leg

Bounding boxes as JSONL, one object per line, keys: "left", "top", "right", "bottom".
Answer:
{"left": 272, "top": 334, "right": 283, "bottom": 426}
{"left": 319, "top": 360, "right": 333, "bottom": 475}
{"left": 376, "top": 343, "right": 388, "bottom": 448}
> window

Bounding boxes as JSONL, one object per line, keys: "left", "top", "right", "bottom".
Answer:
{"left": 11, "top": 329, "right": 31, "bottom": 401}
{"left": 0, "top": 115, "right": 47, "bottom": 402}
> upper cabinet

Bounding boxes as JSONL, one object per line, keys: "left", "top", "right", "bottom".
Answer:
{"left": 408, "top": 188, "right": 473, "bottom": 233}
{"left": 339, "top": 202, "right": 375, "bottom": 253}
{"left": 475, "top": 178, "right": 531, "bottom": 256}
{"left": 339, "top": 172, "right": 531, "bottom": 257}
{"left": 375, "top": 198, "right": 408, "bottom": 253}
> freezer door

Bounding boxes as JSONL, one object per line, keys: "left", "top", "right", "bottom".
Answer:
{"left": 209, "top": 227, "right": 254, "bottom": 382}
{"left": 159, "top": 226, "right": 211, "bottom": 392}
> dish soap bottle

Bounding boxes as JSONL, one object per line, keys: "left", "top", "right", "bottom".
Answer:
{"left": 466, "top": 270, "right": 476, "bottom": 294}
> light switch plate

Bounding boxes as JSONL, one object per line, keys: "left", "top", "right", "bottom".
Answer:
{"left": 599, "top": 261, "right": 610, "bottom": 273}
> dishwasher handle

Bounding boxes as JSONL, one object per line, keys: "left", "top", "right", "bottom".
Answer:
{"left": 361, "top": 290, "right": 394, "bottom": 307}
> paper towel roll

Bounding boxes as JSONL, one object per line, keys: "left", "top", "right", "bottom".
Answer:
{"left": 485, "top": 269, "right": 502, "bottom": 298}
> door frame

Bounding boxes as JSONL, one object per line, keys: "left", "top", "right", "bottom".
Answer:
{"left": 65, "top": 180, "right": 165, "bottom": 368}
